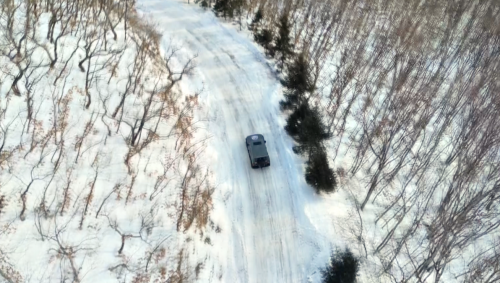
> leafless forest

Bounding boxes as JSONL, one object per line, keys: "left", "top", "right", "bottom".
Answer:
{"left": 217, "top": 0, "right": 500, "bottom": 281}
{"left": 0, "top": 0, "right": 214, "bottom": 281}
{"left": 1, "top": 0, "right": 500, "bottom": 281}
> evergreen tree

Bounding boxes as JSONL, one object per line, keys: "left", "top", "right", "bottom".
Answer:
{"left": 254, "top": 29, "right": 274, "bottom": 56}
{"left": 213, "top": 0, "right": 243, "bottom": 19}
{"left": 213, "top": 0, "right": 232, "bottom": 18}
{"left": 273, "top": 13, "right": 294, "bottom": 70}
{"left": 305, "top": 149, "right": 336, "bottom": 193}
{"left": 250, "top": 7, "right": 263, "bottom": 30}
{"left": 321, "top": 248, "right": 359, "bottom": 283}
{"left": 284, "top": 103, "right": 335, "bottom": 192}
{"left": 200, "top": 0, "right": 209, "bottom": 9}
{"left": 280, "top": 53, "right": 315, "bottom": 110}
{"left": 284, "top": 103, "right": 331, "bottom": 156}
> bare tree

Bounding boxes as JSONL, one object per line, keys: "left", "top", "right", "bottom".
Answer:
{"left": 43, "top": 214, "right": 96, "bottom": 283}
{"left": 79, "top": 152, "right": 100, "bottom": 229}
{"left": 104, "top": 213, "right": 154, "bottom": 255}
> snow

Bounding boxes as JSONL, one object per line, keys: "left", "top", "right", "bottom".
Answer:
{"left": 137, "top": 2, "right": 500, "bottom": 283}
{"left": 0, "top": 0, "right": 432, "bottom": 282}
{"left": 0, "top": 1, "right": 211, "bottom": 281}
{"left": 136, "top": 0, "right": 342, "bottom": 282}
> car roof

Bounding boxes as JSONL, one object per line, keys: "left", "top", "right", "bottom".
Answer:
{"left": 246, "top": 134, "right": 268, "bottom": 158}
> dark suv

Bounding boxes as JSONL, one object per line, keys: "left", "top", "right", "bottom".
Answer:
{"left": 246, "top": 134, "right": 271, "bottom": 168}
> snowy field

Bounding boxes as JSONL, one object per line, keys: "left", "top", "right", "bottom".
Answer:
{"left": 0, "top": 0, "right": 215, "bottom": 281}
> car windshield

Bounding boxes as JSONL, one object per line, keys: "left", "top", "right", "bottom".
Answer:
{"left": 253, "top": 142, "right": 262, "bottom": 145}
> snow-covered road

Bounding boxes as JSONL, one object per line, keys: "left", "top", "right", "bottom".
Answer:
{"left": 138, "top": 1, "right": 335, "bottom": 282}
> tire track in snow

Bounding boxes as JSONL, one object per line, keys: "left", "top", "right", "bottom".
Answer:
{"left": 192, "top": 24, "right": 302, "bottom": 283}
{"left": 183, "top": 30, "right": 253, "bottom": 282}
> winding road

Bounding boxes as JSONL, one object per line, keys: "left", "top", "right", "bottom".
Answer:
{"left": 138, "top": 1, "right": 333, "bottom": 282}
